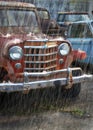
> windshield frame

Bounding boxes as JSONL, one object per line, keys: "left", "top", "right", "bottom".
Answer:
{"left": 0, "top": 7, "right": 41, "bottom": 34}
{"left": 57, "top": 13, "right": 90, "bottom": 22}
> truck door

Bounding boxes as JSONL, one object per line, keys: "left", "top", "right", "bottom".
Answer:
{"left": 68, "top": 23, "right": 93, "bottom": 64}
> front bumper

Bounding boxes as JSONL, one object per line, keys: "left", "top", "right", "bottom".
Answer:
{"left": 0, "top": 67, "right": 93, "bottom": 92}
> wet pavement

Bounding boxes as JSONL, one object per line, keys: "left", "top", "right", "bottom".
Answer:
{"left": 0, "top": 81, "right": 93, "bottom": 130}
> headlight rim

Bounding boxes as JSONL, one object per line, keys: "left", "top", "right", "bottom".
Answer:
{"left": 9, "top": 46, "right": 23, "bottom": 60}
{"left": 58, "top": 42, "right": 71, "bottom": 56}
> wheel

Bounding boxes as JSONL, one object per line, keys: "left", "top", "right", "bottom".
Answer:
{"left": 70, "top": 83, "right": 81, "bottom": 98}
{"left": 87, "top": 63, "right": 93, "bottom": 74}
{"left": 61, "top": 69, "right": 81, "bottom": 98}
{"left": 62, "top": 83, "right": 81, "bottom": 98}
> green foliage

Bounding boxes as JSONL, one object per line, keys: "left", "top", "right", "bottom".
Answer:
{"left": 71, "top": 108, "right": 85, "bottom": 117}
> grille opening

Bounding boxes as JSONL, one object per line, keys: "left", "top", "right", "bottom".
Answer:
{"left": 24, "top": 42, "right": 57, "bottom": 72}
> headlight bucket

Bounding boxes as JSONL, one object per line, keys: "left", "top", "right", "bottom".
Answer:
{"left": 58, "top": 42, "right": 70, "bottom": 56}
{"left": 9, "top": 46, "right": 23, "bottom": 60}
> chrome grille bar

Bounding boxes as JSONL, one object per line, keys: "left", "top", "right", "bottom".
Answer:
{"left": 24, "top": 65, "right": 57, "bottom": 71}
{"left": 25, "top": 59, "right": 57, "bottom": 63}
{"left": 24, "top": 52, "right": 57, "bottom": 56}
{"left": 24, "top": 41, "right": 57, "bottom": 72}
{"left": 24, "top": 45, "right": 57, "bottom": 49}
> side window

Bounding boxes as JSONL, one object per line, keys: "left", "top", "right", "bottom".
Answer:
{"left": 85, "top": 25, "right": 93, "bottom": 38}
{"left": 38, "top": 11, "right": 49, "bottom": 20}
{"left": 68, "top": 24, "right": 85, "bottom": 38}
{"left": 57, "top": 14, "right": 64, "bottom": 22}
{"left": 78, "top": 24, "right": 85, "bottom": 38}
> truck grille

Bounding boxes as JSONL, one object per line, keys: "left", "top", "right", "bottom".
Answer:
{"left": 24, "top": 41, "right": 57, "bottom": 72}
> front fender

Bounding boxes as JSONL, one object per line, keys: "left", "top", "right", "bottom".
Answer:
{"left": 72, "top": 50, "right": 87, "bottom": 61}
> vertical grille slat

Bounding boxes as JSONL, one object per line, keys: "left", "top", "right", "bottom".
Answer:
{"left": 24, "top": 42, "right": 57, "bottom": 72}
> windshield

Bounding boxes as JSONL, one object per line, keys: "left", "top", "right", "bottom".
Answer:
{"left": 38, "top": 10, "right": 49, "bottom": 19}
{"left": 58, "top": 14, "right": 90, "bottom": 22}
{"left": 0, "top": 9, "right": 40, "bottom": 34}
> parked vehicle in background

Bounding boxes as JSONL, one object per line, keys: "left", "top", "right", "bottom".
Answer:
{"left": 0, "top": 1, "right": 92, "bottom": 98}
{"left": 37, "top": 7, "right": 64, "bottom": 36}
{"left": 57, "top": 12, "right": 90, "bottom": 30}
{"left": 67, "top": 20, "right": 93, "bottom": 69}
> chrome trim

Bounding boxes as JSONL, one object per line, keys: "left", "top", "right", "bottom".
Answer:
{"left": 24, "top": 68, "right": 82, "bottom": 77}
{"left": 9, "top": 46, "right": 23, "bottom": 60}
{"left": 26, "top": 39, "right": 48, "bottom": 42}
{"left": 25, "top": 59, "right": 57, "bottom": 64}
{"left": 24, "top": 41, "right": 57, "bottom": 72}
{"left": 24, "top": 45, "right": 57, "bottom": 49}
{"left": 58, "top": 43, "right": 70, "bottom": 56}
{"left": 0, "top": 68, "right": 93, "bottom": 92}
{"left": 24, "top": 52, "right": 57, "bottom": 57}
{"left": 0, "top": 74, "right": 93, "bottom": 92}
{"left": 24, "top": 65, "right": 57, "bottom": 71}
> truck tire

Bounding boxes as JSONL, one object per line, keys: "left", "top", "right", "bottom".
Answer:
{"left": 62, "top": 83, "right": 81, "bottom": 98}
{"left": 62, "top": 69, "right": 81, "bottom": 98}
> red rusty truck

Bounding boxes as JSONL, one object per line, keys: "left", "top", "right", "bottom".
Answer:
{"left": 0, "top": 1, "right": 92, "bottom": 98}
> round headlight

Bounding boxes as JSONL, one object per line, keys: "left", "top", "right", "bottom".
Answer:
{"left": 58, "top": 43, "right": 70, "bottom": 56}
{"left": 9, "top": 46, "right": 23, "bottom": 60}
